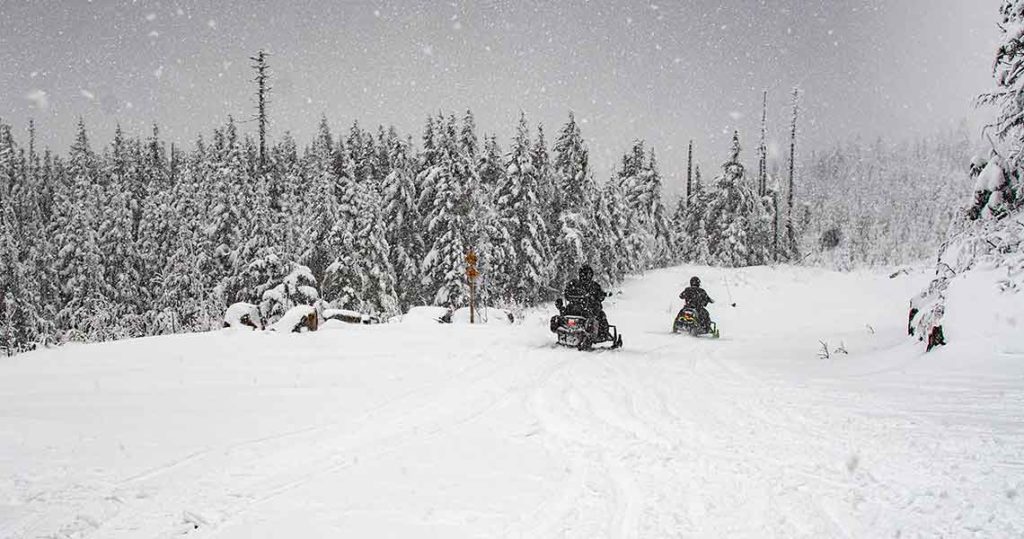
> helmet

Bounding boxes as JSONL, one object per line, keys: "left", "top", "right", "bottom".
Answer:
{"left": 690, "top": 276, "right": 701, "bottom": 287}
{"left": 579, "top": 265, "right": 594, "bottom": 280}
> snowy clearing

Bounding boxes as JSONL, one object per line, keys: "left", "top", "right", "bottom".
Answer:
{"left": 2, "top": 265, "right": 1022, "bottom": 538}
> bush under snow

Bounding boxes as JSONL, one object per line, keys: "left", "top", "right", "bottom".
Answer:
{"left": 223, "top": 302, "right": 264, "bottom": 330}
{"left": 271, "top": 305, "right": 319, "bottom": 333}
{"left": 260, "top": 264, "right": 320, "bottom": 324}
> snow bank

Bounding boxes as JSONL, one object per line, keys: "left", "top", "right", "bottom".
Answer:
{"left": 397, "top": 306, "right": 452, "bottom": 324}
{"left": 941, "top": 268, "right": 1024, "bottom": 352}
{"left": 450, "top": 306, "right": 514, "bottom": 325}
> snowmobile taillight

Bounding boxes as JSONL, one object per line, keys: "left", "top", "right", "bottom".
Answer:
{"left": 567, "top": 319, "right": 577, "bottom": 327}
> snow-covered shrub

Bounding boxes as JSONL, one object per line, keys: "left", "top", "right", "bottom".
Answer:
{"left": 270, "top": 305, "right": 318, "bottom": 333}
{"left": 968, "top": 157, "right": 1016, "bottom": 220}
{"left": 223, "top": 302, "right": 264, "bottom": 330}
{"left": 260, "top": 264, "right": 320, "bottom": 324}
{"left": 912, "top": 202, "right": 1023, "bottom": 349}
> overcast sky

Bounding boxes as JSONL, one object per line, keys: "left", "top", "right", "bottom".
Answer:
{"left": 0, "top": 0, "right": 1002, "bottom": 194}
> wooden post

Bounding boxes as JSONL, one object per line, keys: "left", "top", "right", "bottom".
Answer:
{"left": 465, "top": 251, "right": 479, "bottom": 324}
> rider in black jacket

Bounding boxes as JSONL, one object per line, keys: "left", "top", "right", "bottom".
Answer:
{"left": 679, "top": 276, "right": 714, "bottom": 331}
{"left": 564, "top": 265, "right": 610, "bottom": 337}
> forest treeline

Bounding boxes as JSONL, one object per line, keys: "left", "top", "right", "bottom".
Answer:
{"left": 0, "top": 101, "right": 970, "bottom": 354}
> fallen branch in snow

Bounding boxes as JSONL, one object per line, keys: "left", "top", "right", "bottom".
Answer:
{"left": 818, "top": 341, "right": 849, "bottom": 360}
{"left": 888, "top": 268, "right": 910, "bottom": 279}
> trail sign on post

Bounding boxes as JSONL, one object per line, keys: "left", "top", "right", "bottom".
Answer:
{"left": 466, "top": 251, "right": 479, "bottom": 324}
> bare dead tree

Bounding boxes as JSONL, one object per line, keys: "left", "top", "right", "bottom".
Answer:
{"left": 250, "top": 50, "right": 271, "bottom": 170}
{"left": 786, "top": 87, "right": 800, "bottom": 257}
{"left": 686, "top": 139, "right": 693, "bottom": 206}
{"left": 758, "top": 90, "right": 768, "bottom": 197}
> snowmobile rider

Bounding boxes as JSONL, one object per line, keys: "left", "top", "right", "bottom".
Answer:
{"left": 680, "top": 276, "right": 714, "bottom": 331}
{"left": 565, "top": 264, "right": 610, "bottom": 337}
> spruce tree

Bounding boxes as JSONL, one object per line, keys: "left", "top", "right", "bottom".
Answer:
{"left": 551, "top": 112, "right": 598, "bottom": 287}
{"left": 382, "top": 134, "right": 424, "bottom": 310}
{"left": 417, "top": 114, "right": 475, "bottom": 307}
{"left": 493, "top": 113, "right": 551, "bottom": 304}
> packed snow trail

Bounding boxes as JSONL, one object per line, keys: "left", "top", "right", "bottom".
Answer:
{"left": 2, "top": 265, "right": 1023, "bottom": 538}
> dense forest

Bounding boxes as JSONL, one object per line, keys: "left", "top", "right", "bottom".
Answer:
{"left": 798, "top": 127, "right": 974, "bottom": 269}
{"left": 0, "top": 93, "right": 971, "bottom": 355}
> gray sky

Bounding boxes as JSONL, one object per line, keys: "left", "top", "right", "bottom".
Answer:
{"left": 0, "top": 0, "right": 1002, "bottom": 194}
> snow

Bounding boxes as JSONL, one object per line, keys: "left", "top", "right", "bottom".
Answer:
{"left": 2, "top": 264, "right": 1023, "bottom": 537}
{"left": 396, "top": 305, "right": 452, "bottom": 324}
{"left": 942, "top": 268, "right": 1024, "bottom": 351}
{"left": 322, "top": 308, "right": 375, "bottom": 324}
{"left": 450, "top": 306, "right": 514, "bottom": 324}
{"left": 975, "top": 160, "right": 1006, "bottom": 193}
{"left": 322, "top": 308, "right": 365, "bottom": 319}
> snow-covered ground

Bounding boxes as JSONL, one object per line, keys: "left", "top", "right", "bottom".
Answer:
{"left": 2, "top": 265, "right": 1022, "bottom": 538}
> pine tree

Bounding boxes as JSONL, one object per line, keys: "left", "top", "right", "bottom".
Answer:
{"left": 473, "top": 132, "right": 508, "bottom": 306}
{"left": 551, "top": 112, "right": 598, "bottom": 287}
{"left": 701, "top": 131, "right": 774, "bottom": 267}
{"left": 296, "top": 117, "right": 342, "bottom": 281}
{"left": 99, "top": 125, "right": 145, "bottom": 338}
{"left": 322, "top": 129, "right": 398, "bottom": 316}
{"left": 615, "top": 140, "right": 672, "bottom": 267}
{"left": 532, "top": 123, "right": 558, "bottom": 266}
{"left": 417, "top": 114, "right": 475, "bottom": 307}
{"left": 493, "top": 113, "right": 552, "bottom": 304}
{"left": 202, "top": 117, "right": 251, "bottom": 305}
{"left": 382, "top": 134, "right": 423, "bottom": 310}
{"left": 51, "top": 119, "right": 113, "bottom": 341}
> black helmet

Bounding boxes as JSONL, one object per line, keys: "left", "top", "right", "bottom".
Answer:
{"left": 579, "top": 265, "right": 594, "bottom": 280}
{"left": 690, "top": 276, "right": 701, "bottom": 287}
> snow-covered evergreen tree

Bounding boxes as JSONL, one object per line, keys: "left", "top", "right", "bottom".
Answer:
{"left": 615, "top": 140, "right": 673, "bottom": 267}
{"left": 698, "top": 131, "right": 774, "bottom": 267}
{"left": 382, "top": 133, "right": 424, "bottom": 310}
{"left": 50, "top": 119, "right": 114, "bottom": 341}
{"left": 417, "top": 114, "right": 475, "bottom": 307}
{"left": 322, "top": 130, "right": 398, "bottom": 316}
{"left": 493, "top": 113, "right": 552, "bottom": 304}
{"left": 551, "top": 112, "right": 598, "bottom": 287}
{"left": 911, "top": 1, "right": 1024, "bottom": 350}
{"left": 472, "top": 132, "right": 509, "bottom": 307}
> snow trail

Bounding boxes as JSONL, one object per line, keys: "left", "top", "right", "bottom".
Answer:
{"left": 1, "top": 265, "right": 1022, "bottom": 538}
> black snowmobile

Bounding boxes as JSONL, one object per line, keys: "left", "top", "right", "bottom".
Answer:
{"left": 672, "top": 307, "right": 720, "bottom": 338}
{"left": 550, "top": 294, "right": 623, "bottom": 351}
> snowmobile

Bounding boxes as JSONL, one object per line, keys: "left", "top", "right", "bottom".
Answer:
{"left": 672, "top": 307, "right": 720, "bottom": 338}
{"left": 550, "top": 295, "right": 623, "bottom": 350}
